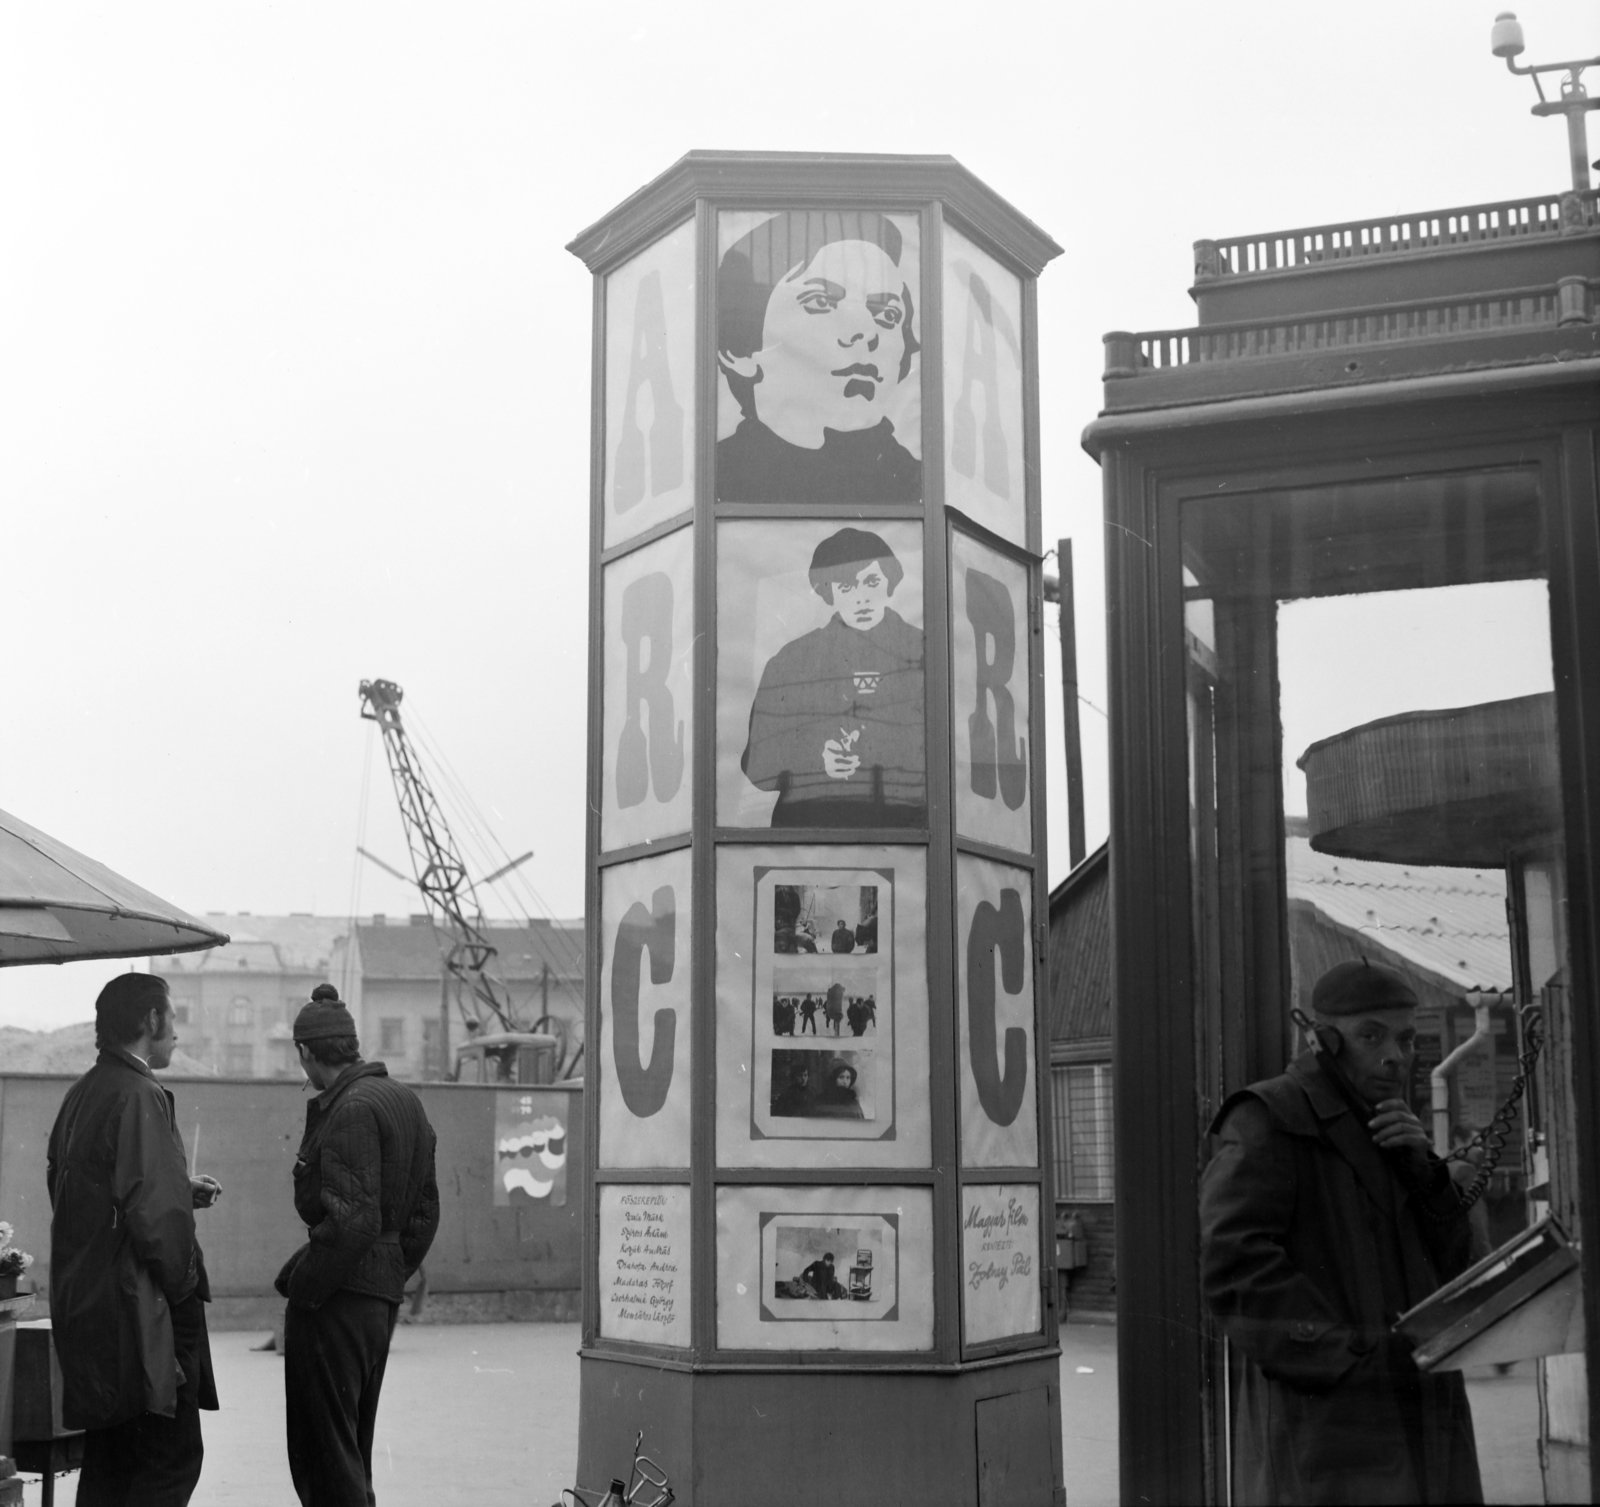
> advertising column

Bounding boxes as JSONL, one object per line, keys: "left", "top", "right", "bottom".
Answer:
{"left": 572, "top": 156, "right": 1061, "bottom": 1507}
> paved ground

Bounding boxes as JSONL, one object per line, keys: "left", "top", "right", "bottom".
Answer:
{"left": 9, "top": 1319, "right": 1540, "bottom": 1505}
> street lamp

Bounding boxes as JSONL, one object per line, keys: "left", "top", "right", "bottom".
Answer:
{"left": 1492, "top": 11, "right": 1600, "bottom": 191}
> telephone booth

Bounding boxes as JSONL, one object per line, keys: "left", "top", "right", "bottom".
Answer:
{"left": 1088, "top": 188, "right": 1600, "bottom": 1503}
{"left": 568, "top": 153, "right": 1063, "bottom": 1504}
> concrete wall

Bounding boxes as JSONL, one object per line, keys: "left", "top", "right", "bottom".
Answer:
{"left": 0, "top": 1073, "right": 583, "bottom": 1328}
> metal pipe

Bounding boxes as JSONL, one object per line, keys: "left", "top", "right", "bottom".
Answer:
{"left": 1431, "top": 994, "right": 1495, "bottom": 1156}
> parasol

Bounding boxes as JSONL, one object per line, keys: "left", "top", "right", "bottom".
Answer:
{"left": 0, "top": 807, "right": 229, "bottom": 966}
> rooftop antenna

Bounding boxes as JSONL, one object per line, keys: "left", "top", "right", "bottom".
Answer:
{"left": 1492, "top": 12, "right": 1600, "bottom": 192}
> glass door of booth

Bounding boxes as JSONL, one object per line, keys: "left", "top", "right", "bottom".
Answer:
{"left": 1182, "top": 467, "right": 1585, "bottom": 1505}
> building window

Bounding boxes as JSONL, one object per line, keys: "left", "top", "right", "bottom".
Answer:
{"left": 380, "top": 1018, "right": 405, "bottom": 1055}
{"left": 224, "top": 1043, "right": 253, "bottom": 1075}
{"left": 1052, "top": 1062, "right": 1115, "bottom": 1202}
{"left": 229, "top": 997, "right": 252, "bottom": 1027}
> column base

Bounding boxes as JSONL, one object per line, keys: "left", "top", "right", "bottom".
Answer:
{"left": 576, "top": 1350, "right": 1065, "bottom": 1507}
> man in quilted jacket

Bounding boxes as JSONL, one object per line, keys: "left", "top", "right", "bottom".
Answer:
{"left": 276, "top": 984, "right": 439, "bottom": 1506}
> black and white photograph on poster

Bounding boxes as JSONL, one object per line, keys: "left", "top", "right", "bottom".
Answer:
{"left": 716, "top": 1185, "right": 933, "bottom": 1352}
{"left": 751, "top": 865, "right": 890, "bottom": 1142}
{"left": 950, "top": 531, "right": 1032, "bottom": 856}
{"left": 941, "top": 224, "right": 1026, "bottom": 545}
{"left": 764, "top": 1214, "right": 895, "bottom": 1318}
{"left": 717, "top": 520, "right": 925, "bottom": 830}
{"left": 604, "top": 220, "right": 696, "bottom": 548}
{"left": 773, "top": 880, "right": 878, "bottom": 954}
{"left": 715, "top": 210, "right": 921, "bottom": 504}
{"left": 769, "top": 1049, "right": 876, "bottom": 1121}
{"left": 770, "top": 952, "right": 880, "bottom": 1040}
{"left": 716, "top": 845, "right": 931, "bottom": 1170}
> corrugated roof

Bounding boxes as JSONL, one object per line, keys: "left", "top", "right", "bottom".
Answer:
{"left": 352, "top": 920, "right": 585, "bottom": 982}
{"left": 1286, "top": 832, "right": 1510, "bottom": 992}
{"left": 1047, "top": 844, "right": 1110, "bottom": 1043}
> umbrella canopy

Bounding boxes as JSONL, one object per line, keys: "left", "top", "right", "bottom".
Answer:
{"left": 0, "top": 807, "right": 229, "bottom": 966}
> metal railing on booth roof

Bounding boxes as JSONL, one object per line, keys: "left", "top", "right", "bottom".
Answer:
{"left": 1194, "top": 189, "right": 1599, "bottom": 281}
{"left": 1103, "top": 277, "right": 1594, "bottom": 378}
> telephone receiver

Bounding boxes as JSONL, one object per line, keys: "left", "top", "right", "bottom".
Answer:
{"left": 1290, "top": 1006, "right": 1416, "bottom": 1127}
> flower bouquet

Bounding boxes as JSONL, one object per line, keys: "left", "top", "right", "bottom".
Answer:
{"left": 0, "top": 1221, "right": 35, "bottom": 1295}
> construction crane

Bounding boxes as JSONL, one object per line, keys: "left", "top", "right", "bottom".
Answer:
{"left": 358, "top": 677, "right": 523, "bottom": 1039}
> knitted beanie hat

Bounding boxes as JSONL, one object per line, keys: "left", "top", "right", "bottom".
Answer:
{"left": 292, "top": 983, "right": 358, "bottom": 1043}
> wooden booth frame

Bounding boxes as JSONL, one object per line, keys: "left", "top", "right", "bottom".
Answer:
{"left": 1086, "top": 371, "right": 1600, "bottom": 1505}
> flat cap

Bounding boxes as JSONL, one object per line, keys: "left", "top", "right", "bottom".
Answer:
{"left": 1311, "top": 960, "right": 1418, "bottom": 1017}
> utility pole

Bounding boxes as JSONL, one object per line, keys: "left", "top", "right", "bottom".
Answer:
{"left": 1045, "top": 538, "right": 1087, "bottom": 868}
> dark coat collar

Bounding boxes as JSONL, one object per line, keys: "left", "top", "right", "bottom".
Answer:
{"left": 99, "top": 1045, "right": 155, "bottom": 1081}
{"left": 1288, "top": 1053, "right": 1402, "bottom": 1218}
{"left": 311, "top": 1059, "right": 387, "bottom": 1113}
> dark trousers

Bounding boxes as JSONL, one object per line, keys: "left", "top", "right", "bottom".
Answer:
{"left": 285, "top": 1291, "right": 399, "bottom": 1507}
{"left": 79, "top": 1297, "right": 210, "bottom": 1507}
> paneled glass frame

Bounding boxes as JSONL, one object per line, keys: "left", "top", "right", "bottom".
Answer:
{"left": 584, "top": 191, "right": 1053, "bottom": 1371}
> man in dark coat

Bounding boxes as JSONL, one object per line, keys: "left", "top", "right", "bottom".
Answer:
{"left": 275, "top": 985, "right": 440, "bottom": 1507}
{"left": 48, "top": 973, "right": 222, "bottom": 1506}
{"left": 1200, "top": 961, "right": 1484, "bottom": 1505}
{"left": 741, "top": 528, "right": 925, "bottom": 829}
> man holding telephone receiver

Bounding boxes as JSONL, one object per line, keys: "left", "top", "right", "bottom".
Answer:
{"left": 1199, "top": 960, "right": 1483, "bottom": 1505}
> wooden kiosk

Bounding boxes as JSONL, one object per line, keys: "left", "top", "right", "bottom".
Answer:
{"left": 567, "top": 154, "right": 1063, "bottom": 1504}
{"left": 1087, "top": 186, "right": 1600, "bottom": 1503}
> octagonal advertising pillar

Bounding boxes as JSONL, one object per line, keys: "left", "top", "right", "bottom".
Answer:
{"left": 569, "top": 153, "right": 1063, "bottom": 1507}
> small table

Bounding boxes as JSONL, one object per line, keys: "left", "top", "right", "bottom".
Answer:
{"left": 12, "top": 1435, "right": 84, "bottom": 1507}
{"left": 12, "top": 1322, "right": 84, "bottom": 1507}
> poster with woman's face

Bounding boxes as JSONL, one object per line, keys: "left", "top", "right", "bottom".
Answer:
{"left": 716, "top": 845, "right": 930, "bottom": 1169}
{"left": 718, "top": 520, "right": 926, "bottom": 831}
{"left": 942, "top": 225, "right": 1026, "bottom": 544}
{"left": 715, "top": 210, "right": 922, "bottom": 504}
{"left": 604, "top": 221, "right": 696, "bottom": 547}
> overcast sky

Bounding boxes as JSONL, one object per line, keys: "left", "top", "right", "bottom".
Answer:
{"left": 1, "top": 0, "right": 1594, "bottom": 1027}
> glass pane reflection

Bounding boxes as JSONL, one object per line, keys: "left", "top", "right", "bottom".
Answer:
{"left": 1184, "top": 474, "right": 1580, "bottom": 1505}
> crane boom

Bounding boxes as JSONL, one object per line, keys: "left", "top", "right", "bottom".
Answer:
{"left": 358, "top": 678, "right": 518, "bottom": 1035}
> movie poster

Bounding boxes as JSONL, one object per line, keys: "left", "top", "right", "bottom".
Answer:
{"left": 715, "top": 210, "right": 921, "bottom": 504}
{"left": 961, "top": 1184, "right": 1042, "bottom": 1345}
{"left": 602, "top": 526, "right": 694, "bottom": 852}
{"left": 716, "top": 845, "right": 930, "bottom": 1168}
{"left": 950, "top": 530, "right": 1032, "bottom": 855}
{"left": 717, "top": 519, "right": 926, "bottom": 831}
{"left": 957, "top": 853, "right": 1039, "bottom": 1170}
{"left": 492, "top": 1089, "right": 569, "bottom": 1208}
{"left": 716, "top": 1184, "right": 934, "bottom": 1351}
{"left": 598, "top": 848, "right": 692, "bottom": 1169}
{"left": 942, "top": 224, "right": 1025, "bottom": 544}
{"left": 604, "top": 220, "right": 695, "bottom": 547}
{"left": 598, "top": 1183, "right": 691, "bottom": 1348}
